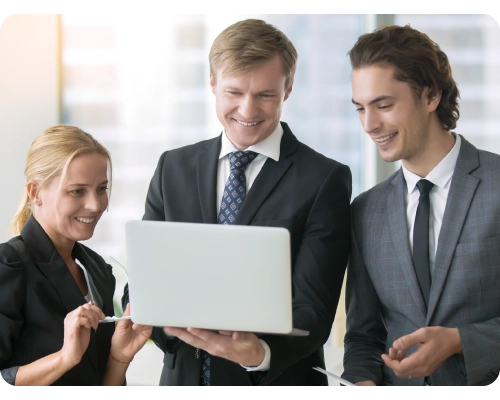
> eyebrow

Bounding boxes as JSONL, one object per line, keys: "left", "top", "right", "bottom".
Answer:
{"left": 351, "top": 95, "right": 396, "bottom": 106}
{"left": 224, "top": 86, "right": 278, "bottom": 94}
{"left": 67, "top": 180, "right": 109, "bottom": 187}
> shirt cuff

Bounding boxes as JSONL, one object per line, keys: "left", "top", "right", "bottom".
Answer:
{"left": 240, "top": 339, "right": 270, "bottom": 371}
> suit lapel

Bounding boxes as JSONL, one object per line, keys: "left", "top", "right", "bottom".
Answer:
{"left": 388, "top": 170, "right": 427, "bottom": 320}
{"left": 73, "top": 244, "right": 105, "bottom": 310}
{"left": 235, "top": 122, "right": 297, "bottom": 226}
{"left": 21, "top": 217, "right": 85, "bottom": 314}
{"left": 21, "top": 216, "right": 100, "bottom": 375}
{"left": 426, "top": 136, "right": 480, "bottom": 322}
{"left": 73, "top": 244, "right": 107, "bottom": 375}
{"left": 197, "top": 136, "right": 221, "bottom": 224}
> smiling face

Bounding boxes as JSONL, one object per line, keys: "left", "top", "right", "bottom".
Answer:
{"left": 351, "top": 65, "right": 437, "bottom": 164}
{"left": 210, "top": 55, "right": 292, "bottom": 150}
{"left": 32, "top": 152, "right": 109, "bottom": 250}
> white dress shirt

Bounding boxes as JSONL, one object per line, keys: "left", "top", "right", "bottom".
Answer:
{"left": 216, "top": 124, "right": 283, "bottom": 215}
{"left": 402, "top": 133, "right": 461, "bottom": 276}
{"left": 216, "top": 123, "right": 283, "bottom": 372}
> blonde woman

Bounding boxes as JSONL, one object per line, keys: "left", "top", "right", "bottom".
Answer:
{"left": 0, "top": 125, "right": 152, "bottom": 385}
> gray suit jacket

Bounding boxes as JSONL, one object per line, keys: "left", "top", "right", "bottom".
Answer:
{"left": 342, "top": 135, "right": 500, "bottom": 386}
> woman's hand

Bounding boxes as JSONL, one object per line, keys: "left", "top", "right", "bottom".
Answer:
{"left": 110, "top": 303, "right": 152, "bottom": 363}
{"left": 59, "top": 302, "right": 105, "bottom": 369}
{"left": 15, "top": 302, "right": 105, "bottom": 385}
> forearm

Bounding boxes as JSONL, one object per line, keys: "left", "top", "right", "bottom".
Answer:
{"left": 260, "top": 305, "right": 333, "bottom": 380}
{"left": 343, "top": 336, "right": 385, "bottom": 384}
{"left": 100, "top": 355, "right": 129, "bottom": 386}
{"left": 342, "top": 222, "right": 387, "bottom": 384}
{"left": 14, "top": 350, "right": 75, "bottom": 386}
{"left": 458, "top": 318, "right": 500, "bottom": 385}
{"left": 150, "top": 326, "right": 183, "bottom": 354}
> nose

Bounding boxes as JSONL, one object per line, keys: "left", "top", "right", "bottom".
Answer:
{"left": 238, "top": 95, "right": 259, "bottom": 120}
{"left": 362, "top": 109, "right": 382, "bottom": 134}
{"left": 84, "top": 192, "right": 102, "bottom": 213}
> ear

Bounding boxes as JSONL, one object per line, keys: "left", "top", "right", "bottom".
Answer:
{"left": 426, "top": 88, "right": 442, "bottom": 112}
{"left": 209, "top": 72, "right": 216, "bottom": 95}
{"left": 284, "top": 80, "right": 293, "bottom": 102}
{"left": 26, "top": 180, "right": 41, "bottom": 206}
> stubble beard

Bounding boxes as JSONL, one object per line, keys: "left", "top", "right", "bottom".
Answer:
{"left": 382, "top": 113, "right": 429, "bottom": 164}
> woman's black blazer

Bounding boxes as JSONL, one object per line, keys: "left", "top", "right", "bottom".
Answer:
{"left": 0, "top": 216, "right": 116, "bottom": 385}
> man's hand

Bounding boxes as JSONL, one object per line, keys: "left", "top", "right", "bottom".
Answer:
{"left": 164, "top": 327, "right": 265, "bottom": 367}
{"left": 381, "top": 326, "right": 462, "bottom": 379}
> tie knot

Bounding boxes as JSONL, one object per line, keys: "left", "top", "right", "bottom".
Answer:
{"left": 416, "top": 179, "right": 434, "bottom": 195}
{"left": 228, "top": 151, "right": 258, "bottom": 172}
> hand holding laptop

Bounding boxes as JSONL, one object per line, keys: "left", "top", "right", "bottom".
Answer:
{"left": 164, "top": 327, "right": 266, "bottom": 368}
{"left": 109, "top": 303, "right": 153, "bottom": 363}
{"left": 123, "top": 221, "right": 309, "bottom": 373}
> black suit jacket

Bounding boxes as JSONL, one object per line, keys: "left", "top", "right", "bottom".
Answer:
{"left": 123, "top": 121, "right": 352, "bottom": 385}
{"left": 0, "top": 216, "right": 116, "bottom": 385}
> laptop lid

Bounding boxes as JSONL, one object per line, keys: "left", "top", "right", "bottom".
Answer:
{"left": 124, "top": 220, "right": 307, "bottom": 336}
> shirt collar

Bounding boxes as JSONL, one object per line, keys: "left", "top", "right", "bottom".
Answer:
{"left": 219, "top": 123, "right": 283, "bottom": 161}
{"left": 402, "top": 133, "right": 462, "bottom": 194}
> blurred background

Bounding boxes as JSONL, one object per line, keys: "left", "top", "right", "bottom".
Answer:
{"left": 0, "top": 14, "right": 499, "bottom": 385}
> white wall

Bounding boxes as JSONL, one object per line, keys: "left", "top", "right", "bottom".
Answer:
{"left": 0, "top": 14, "right": 60, "bottom": 242}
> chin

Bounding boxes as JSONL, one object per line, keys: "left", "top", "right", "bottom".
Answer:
{"left": 378, "top": 149, "right": 401, "bottom": 163}
{"left": 380, "top": 155, "right": 399, "bottom": 163}
{"left": 75, "top": 235, "right": 93, "bottom": 242}
{"left": 74, "top": 229, "right": 96, "bottom": 242}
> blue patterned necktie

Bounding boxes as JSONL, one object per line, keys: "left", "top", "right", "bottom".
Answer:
{"left": 200, "top": 150, "right": 258, "bottom": 386}
{"left": 217, "top": 151, "right": 258, "bottom": 225}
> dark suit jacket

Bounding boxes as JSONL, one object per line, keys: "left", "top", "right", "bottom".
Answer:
{"left": 123, "top": 121, "right": 352, "bottom": 385}
{"left": 0, "top": 216, "right": 116, "bottom": 385}
{"left": 342, "top": 136, "right": 500, "bottom": 386}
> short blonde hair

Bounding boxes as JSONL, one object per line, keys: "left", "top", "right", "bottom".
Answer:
{"left": 10, "top": 125, "right": 112, "bottom": 236}
{"left": 209, "top": 19, "right": 298, "bottom": 89}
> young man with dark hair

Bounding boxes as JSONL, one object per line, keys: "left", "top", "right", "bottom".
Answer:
{"left": 342, "top": 24, "right": 500, "bottom": 386}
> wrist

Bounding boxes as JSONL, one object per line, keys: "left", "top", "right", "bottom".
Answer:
{"left": 58, "top": 349, "right": 80, "bottom": 370}
{"left": 110, "top": 353, "right": 133, "bottom": 364}
{"left": 251, "top": 340, "right": 266, "bottom": 366}
{"left": 241, "top": 339, "right": 270, "bottom": 371}
{"left": 450, "top": 327, "right": 463, "bottom": 354}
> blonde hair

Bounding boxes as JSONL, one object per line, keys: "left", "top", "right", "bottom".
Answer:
{"left": 10, "top": 125, "right": 112, "bottom": 236}
{"left": 209, "top": 19, "right": 298, "bottom": 89}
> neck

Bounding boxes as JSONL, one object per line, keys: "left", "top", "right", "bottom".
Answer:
{"left": 50, "top": 237, "right": 76, "bottom": 266}
{"left": 402, "top": 128, "right": 456, "bottom": 178}
{"left": 34, "top": 215, "right": 76, "bottom": 264}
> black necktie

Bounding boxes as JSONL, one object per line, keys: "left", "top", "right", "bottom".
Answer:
{"left": 412, "top": 179, "right": 435, "bottom": 309}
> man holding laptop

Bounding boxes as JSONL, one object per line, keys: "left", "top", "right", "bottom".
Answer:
{"left": 123, "top": 18, "right": 351, "bottom": 385}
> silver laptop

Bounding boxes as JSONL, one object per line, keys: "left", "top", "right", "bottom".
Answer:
{"left": 124, "top": 220, "right": 308, "bottom": 336}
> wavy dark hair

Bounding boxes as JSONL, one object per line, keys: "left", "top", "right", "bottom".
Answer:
{"left": 349, "top": 24, "right": 460, "bottom": 131}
